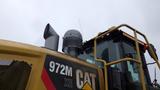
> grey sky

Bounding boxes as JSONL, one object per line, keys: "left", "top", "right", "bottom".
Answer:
{"left": 0, "top": 0, "right": 160, "bottom": 83}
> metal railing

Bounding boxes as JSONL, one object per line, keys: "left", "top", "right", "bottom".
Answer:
{"left": 93, "top": 24, "right": 160, "bottom": 90}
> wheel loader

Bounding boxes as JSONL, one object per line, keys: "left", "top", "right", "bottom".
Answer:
{"left": 0, "top": 24, "right": 159, "bottom": 90}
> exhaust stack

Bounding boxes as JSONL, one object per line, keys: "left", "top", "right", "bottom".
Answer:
{"left": 43, "top": 23, "right": 59, "bottom": 51}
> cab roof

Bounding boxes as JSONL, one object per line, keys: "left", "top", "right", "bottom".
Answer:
{"left": 83, "top": 29, "right": 146, "bottom": 50}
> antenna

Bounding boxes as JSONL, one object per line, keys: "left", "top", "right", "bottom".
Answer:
{"left": 78, "top": 19, "right": 82, "bottom": 30}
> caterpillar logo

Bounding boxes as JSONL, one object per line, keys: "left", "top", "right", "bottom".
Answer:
{"left": 76, "top": 69, "right": 96, "bottom": 90}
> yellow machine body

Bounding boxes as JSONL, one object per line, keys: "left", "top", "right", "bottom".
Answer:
{"left": 0, "top": 24, "right": 159, "bottom": 90}
{"left": 0, "top": 39, "right": 104, "bottom": 90}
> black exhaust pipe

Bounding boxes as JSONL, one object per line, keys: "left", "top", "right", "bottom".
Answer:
{"left": 43, "top": 23, "right": 59, "bottom": 51}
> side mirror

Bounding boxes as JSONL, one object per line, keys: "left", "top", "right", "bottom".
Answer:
{"left": 147, "top": 44, "right": 158, "bottom": 60}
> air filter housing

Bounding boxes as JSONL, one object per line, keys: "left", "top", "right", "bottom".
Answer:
{"left": 62, "top": 29, "right": 83, "bottom": 57}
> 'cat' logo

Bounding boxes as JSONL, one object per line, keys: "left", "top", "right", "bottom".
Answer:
{"left": 76, "top": 69, "right": 96, "bottom": 90}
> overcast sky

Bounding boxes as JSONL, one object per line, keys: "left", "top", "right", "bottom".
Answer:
{"left": 0, "top": 0, "right": 160, "bottom": 83}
